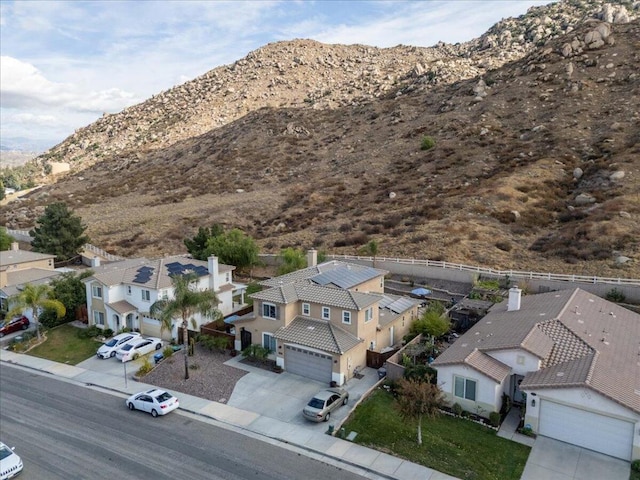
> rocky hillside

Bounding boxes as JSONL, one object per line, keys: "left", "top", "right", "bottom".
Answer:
{"left": 2, "top": 0, "right": 639, "bottom": 278}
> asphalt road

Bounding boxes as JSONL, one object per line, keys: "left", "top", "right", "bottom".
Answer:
{"left": 0, "top": 365, "right": 369, "bottom": 480}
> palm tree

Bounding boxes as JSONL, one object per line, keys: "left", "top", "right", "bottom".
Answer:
{"left": 8, "top": 283, "right": 66, "bottom": 341}
{"left": 149, "top": 273, "right": 220, "bottom": 379}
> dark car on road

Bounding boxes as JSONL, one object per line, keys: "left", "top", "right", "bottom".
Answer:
{"left": 0, "top": 316, "right": 29, "bottom": 338}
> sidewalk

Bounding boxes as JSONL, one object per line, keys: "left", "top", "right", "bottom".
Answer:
{"left": 0, "top": 349, "right": 458, "bottom": 480}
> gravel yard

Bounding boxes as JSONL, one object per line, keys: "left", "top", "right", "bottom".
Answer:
{"left": 140, "top": 348, "right": 247, "bottom": 404}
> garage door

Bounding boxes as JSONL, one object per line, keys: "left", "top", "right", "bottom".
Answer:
{"left": 284, "top": 345, "right": 332, "bottom": 384}
{"left": 539, "top": 400, "right": 633, "bottom": 460}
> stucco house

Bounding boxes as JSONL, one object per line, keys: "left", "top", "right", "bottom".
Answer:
{"left": 232, "top": 250, "right": 419, "bottom": 386}
{"left": 432, "top": 287, "right": 640, "bottom": 461}
{"left": 0, "top": 242, "right": 61, "bottom": 314}
{"left": 83, "top": 255, "right": 245, "bottom": 339}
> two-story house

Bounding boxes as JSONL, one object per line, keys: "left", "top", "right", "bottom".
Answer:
{"left": 432, "top": 287, "right": 640, "bottom": 461}
{"left": 84, "top": 255, "right": 245, "bottom": 339}
{"left": 232, "top": 250, "right": 419, "bottom": 386}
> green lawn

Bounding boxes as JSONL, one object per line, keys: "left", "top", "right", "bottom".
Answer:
{"left": 27, "top": 324, "right": 101, "bottom": 365}
{"left": 342, "top": 388, "right": 530, "bottom": 480}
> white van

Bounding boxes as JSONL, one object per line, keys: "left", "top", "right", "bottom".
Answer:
{"left": 96, "top": 332, "right": 141, "bottom": 359}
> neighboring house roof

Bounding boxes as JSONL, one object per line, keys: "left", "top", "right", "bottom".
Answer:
{"left": 378, "top": 294, "right": 420, "bottom": 327}
{"left": 259, "top": 260, "right": 388, "bottom": 289}
{"left": 0, "top": 249, "right": 55, "bottom": 269}
{"left": 108, "top": 300, "right": 138, "bottom": 314}
{"left": 251, "top": 281, "right": 380, "bottom": 310}
{"left": 433, "top": 288, "right": 640, "bottom": 414}
{"left": 85, "top": 256, "right": 234, "bottom": 291}
{"left": 0, "top": 269, "right": 64, "bottom": 297}
{"left": 274, "top": 316, "right": 363, "bottom": 354}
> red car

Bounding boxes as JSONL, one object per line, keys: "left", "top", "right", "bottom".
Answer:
{"left": 0, "top": 316, "right": 30, "bottom": 338}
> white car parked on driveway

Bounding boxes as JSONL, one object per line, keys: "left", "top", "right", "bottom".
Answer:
{"left": 115, "top": 337, "right": 163, "bottom": 362}
{"left": 96, "top": 332, "right": 141, "bottom": 359}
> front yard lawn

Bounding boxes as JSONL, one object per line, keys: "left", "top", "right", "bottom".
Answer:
{"left": 342, "top": 388, "right": 530, "bottom": 480}
{"left": 27, "top": 324, "right": 101, "bottom": 365}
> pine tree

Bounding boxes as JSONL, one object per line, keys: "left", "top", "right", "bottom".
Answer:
{"left": 30, "top": 202, "right": 90, "bottom": 262}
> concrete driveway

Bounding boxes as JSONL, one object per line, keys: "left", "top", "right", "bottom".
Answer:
{"left": 521, "top": 436, "right": 630, "bottom": 480}
{"left": 226, "top": 358, "right": 380, "bottom": 433}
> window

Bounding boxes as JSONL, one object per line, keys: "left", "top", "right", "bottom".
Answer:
{"left": 126, "top": 286, "right": 132, "bottom": 296}
{"left": 93, "top": 311, "right": 105, "bottom": 326}
{"left": 226, "top": 273, "right": 230, "bottom": 282}
{"left": 141, "top": 290, "right": 150, "bottom": 302}
{"left": 454, "top": 376, "right": 477, "bottom": 401}
{"left": 302, "top": 303, "right": 310, "bottom": 316}
{"left": 322, "top": 306, "right": 330, "bottom": 320}
{"left": 365, "top": 307, "right": 373, "bottom": 323}
{"left": 380, "top": 277, "right": 384, "bottom": 288}
{"left": 262, "top": 333, "right": 276, "bottom": 352}
{"left": 262, "top": 302, "right": 277, "bottom": 319}
{"left": 342, "top": 311, "right": 351, "bottom": 325}
{"left": 92, "top": 285, "right": 103, "bottom": 298}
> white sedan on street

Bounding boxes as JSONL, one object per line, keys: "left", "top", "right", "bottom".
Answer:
{"left": 115, "top": 337, "right": 163, "bottom": 362}
{"left": 126, "top": 389, "right": 179, "bottom": 417}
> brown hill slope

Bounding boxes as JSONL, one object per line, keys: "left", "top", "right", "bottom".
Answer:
{"left": 2, "top": 5, "right": 639, "bottom": 278}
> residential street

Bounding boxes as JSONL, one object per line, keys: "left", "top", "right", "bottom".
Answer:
{"left": 0, "top": 365, "right": 371, "bottom": 480}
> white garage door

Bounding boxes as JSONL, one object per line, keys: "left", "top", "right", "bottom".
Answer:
{"left": 539, "top": 400, "right": 633, "bottom": 460}
{"left": 284, "top": 345, "right": 332, "bottom": 384}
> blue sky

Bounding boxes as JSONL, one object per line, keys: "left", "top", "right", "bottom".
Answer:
{"left": 0, "top": 0, "right": 552, "bottom": 151}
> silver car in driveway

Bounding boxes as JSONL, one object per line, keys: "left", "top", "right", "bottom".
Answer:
{"left": 302, "top": 388, "right": 349, "bottom": 422}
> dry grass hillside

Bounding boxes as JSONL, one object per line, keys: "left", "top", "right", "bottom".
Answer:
{"left": 1, "top": 2, "right": 639, "bottom": 278}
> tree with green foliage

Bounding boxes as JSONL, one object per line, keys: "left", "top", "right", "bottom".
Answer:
{"left": 395, "top": 377, "right": 444, "bottom": 445}
{"left": 410, "top": 302, "right": 450, "bottom": 340}
{"left": 277, "top": 247, "right": 307, "bottom": 275}
{"left": 30, "top": 202, "right": 89, "bottom": 262}
{"left": 0, "top": 227, "right": 14, "bottom": 250}
{"left": 184, "top": 224, "right": 224, "bottom": 260}
{"left": 205, "top": 228, "right": 259, "bottom": 273}
{"left": 0, "top": 178, "right": 5, "bottom": 201}
{"left": 360, "top": 239, "right": 379, "bottom": 267}
{"left": 7, "top": 283, "right": 66, "bottom": 341}
{"left": 39, "top": 270, "right": 93, "bottom": 327}
{"left": 149, "top": 273, "right": 220, "bottom": 380}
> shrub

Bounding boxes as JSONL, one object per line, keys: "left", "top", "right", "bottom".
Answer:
{"left": 452, "top": 403, "right": 463, "bottom": 416}
{"left": 489, "top": 411, "right": 501, "bottom": 427}
{"left": 136, "top": 357, "right": 153, "bottom": 376}
{"left": 103, "top": 328, "right": 114, "bottom": 338}
{"left": 404, "top": 364, "right": 438, "bottom": 384}
{"left": 242, "top": 344, "right": 270, "bottom": 363}
{"left": 605, "top": 288, "right": 626, "bottom": 303}
{"left": 631, "top": 460, "right": 640, "bottom": 473}
{"left": 77, "top": 325, "right": 101, "bottom": 339}
{"left": 162, "top": 346, "right": 175, "bottom": 359}
{"left": 420, "top": 135, "right": 436, "bottom": 150}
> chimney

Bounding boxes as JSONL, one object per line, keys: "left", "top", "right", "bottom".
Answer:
{"left": 208, "top": 255, "right": 220, "bottom": 291}
{"left": 507, "top": 287, "right": 521, "bottom": 312}
{"left": 307, "top": 249, "right": 317, "bottom": 268}
{"left": 10, "top": 242, "right": 19, "bottom": 251}
{"left": 91, "top": 256, "right": 101, "bottom": 267}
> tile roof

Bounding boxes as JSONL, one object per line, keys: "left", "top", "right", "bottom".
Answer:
{"left": 274, "top": 316, "right": 362, "bottom": 354}
{"left": 465, "top": 349, "right": 512, "bottom": 382}
{"left": 1, "top": 269, "right": 63, "bottom": 297}
{"left": 433, "top": 288, "right": 640, "bottom": 414}
{"left": 259, "top": 260, "right": 387, "bottom": 288}
{"left": 251, "top": 282, "right": 380, "bottom": 310}
{"left": 0, "top": 249, "right": 55, "bottom": 268}
{"left": 108, "top": 300, "right": 137, "bottom": 314}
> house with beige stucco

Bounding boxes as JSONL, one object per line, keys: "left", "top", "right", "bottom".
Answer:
{"left": 231, "top": 250, "right": 420, "bottom": 386}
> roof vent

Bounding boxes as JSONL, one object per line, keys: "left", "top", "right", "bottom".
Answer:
{"left": 556, "top": 372, "right": 564, "bottom": 377}
{"left": 307, "top": 326, "right": 315, "bottom": 330}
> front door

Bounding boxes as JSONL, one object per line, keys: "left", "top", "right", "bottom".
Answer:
{"left": 512, "top": 374, "right": 525, "bottom": 404}
{"left": 240, "top": 328, "right": 252, "bottom": 351}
